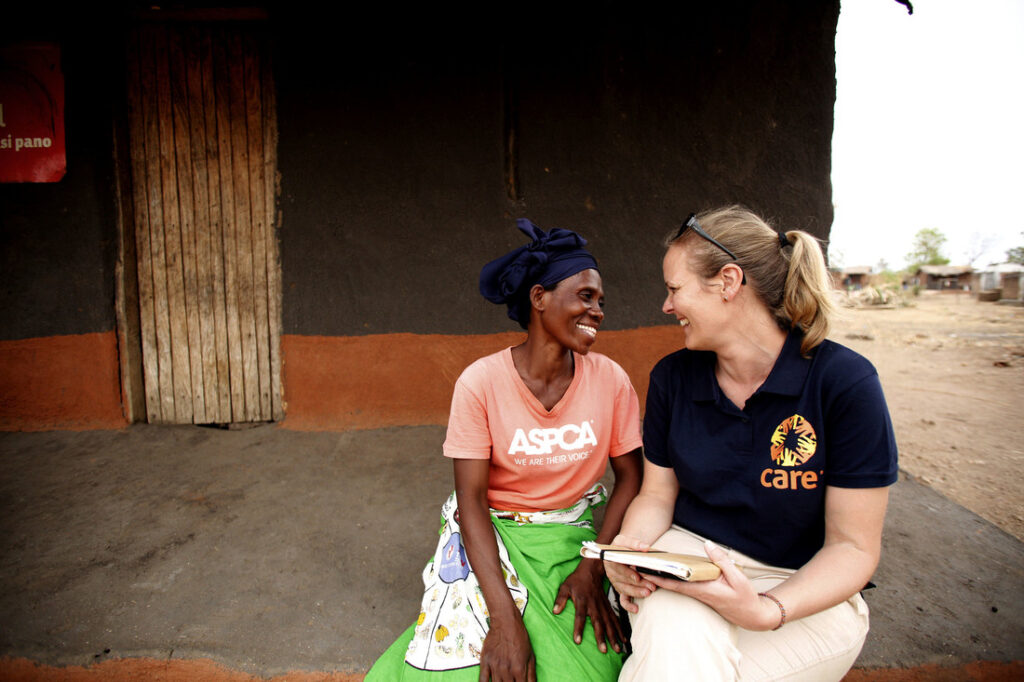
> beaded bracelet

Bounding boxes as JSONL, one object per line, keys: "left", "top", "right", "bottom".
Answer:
{"left": 758, "top": 592, "right": 787, "bottom": 631}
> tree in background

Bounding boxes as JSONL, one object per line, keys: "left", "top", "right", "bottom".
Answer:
{"left": 1007, "top": 233, "right": 1024, "bottom": 264}
{"left": 905, "top": 228, "right": 950, "bottom": 269}
{"left": 874, "top": 258, "right": 901, "bottom": 285}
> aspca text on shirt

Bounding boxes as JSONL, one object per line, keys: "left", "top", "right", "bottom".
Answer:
{"left": 507, "top": 420, "right": 597, "bottom": 466}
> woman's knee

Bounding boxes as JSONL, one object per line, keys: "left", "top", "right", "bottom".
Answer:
{"left": 632, "top": 588, "right": 732, "bottom": 646}
{"left": 624, "top": 590, "right": 740, "bottom": 680}
{"left": 735, "top": 595, "right": 870, "bottom": 682}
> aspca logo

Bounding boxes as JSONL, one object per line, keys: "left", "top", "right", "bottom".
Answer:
{"left": 760, "top": 414, "right": 820, "bottom": 490}
{"left": 508, "top": 422, "right": 598, "bottom": 456}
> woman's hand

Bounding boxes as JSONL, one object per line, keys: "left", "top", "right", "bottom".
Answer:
{"left": 602, "top": 534, "right": 658, "bottom": 615}
{"left": 644, "top": 540, "right": 780, "bottom": 631}
{"left": 479, "top": 615, "right": 536, "bottom": 682}
{"left": 552, "top": 558, "right": 625, "bottom": 653}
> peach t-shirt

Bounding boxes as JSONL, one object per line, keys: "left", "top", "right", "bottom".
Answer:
{"left": 443, "top": 347, "right": 642, "bottom": 512}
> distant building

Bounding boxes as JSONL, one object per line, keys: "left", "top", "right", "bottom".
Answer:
{"left": 905, "top": 265, "right": 973, "bottom": 291}
{"left": 833, "top": 266, "right": 873, "bottom": 290}
{"left": 973, "top": 263, "right": 1024, "bottom": 300}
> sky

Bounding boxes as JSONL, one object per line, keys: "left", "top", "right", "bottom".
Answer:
{"left": 829, "top": 0, "right": 1024, "bottom": 270}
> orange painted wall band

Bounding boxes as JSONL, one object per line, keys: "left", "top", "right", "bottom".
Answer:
{"left": 0, "top": 327, "right": 685, "bottom": 432}
{"left": 280, "top": 326, "right": 685, "bottom": 431}
{"left": 0, "top": 332, "right": 127, "bottom": 431}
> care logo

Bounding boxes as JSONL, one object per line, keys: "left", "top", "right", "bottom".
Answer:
{"left": 770, "top": 414, "right": 817, "bottom": 466}
{"left": 760, "top": 414, "right": 821, "bottom": 490}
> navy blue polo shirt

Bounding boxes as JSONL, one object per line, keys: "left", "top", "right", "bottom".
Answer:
{"left": 643, "top": 329, "right": 898, "bottom": 570}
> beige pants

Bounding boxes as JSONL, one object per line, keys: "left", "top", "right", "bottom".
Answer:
{"left": 619, "top": 526, "right": 870, "bottom": 682}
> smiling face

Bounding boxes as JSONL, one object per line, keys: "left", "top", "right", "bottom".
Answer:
{"left": 534, "top": 268, "right": 605, "bottom": 354}
{"left": 662, "top": 245, "right": 723, "bottom": 350}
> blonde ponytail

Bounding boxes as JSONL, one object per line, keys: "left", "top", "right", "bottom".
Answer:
{"left": 781, "top": 230, "right": 835, "bottom": 354}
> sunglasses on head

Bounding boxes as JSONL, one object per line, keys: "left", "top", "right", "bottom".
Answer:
{"left": 672, "top": 213, "right": 746, "bottom": 285}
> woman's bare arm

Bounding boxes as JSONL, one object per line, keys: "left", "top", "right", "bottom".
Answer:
{"left": 603, "top": 458, "right": 679, "bottom": 613}
{"left": 553, "top": 447, "right": 643, "bottom": 651}
{"left": 454, "top": 458, "right": 536, "bottom": 682}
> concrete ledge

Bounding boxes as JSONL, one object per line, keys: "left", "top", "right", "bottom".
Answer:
{"left": 0, "top": 426, "right": 1021, "bottom": 677}
{"left": 1, "top": 657, "right": 1022, "bottom": 681}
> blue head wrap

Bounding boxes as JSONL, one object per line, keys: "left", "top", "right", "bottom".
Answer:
{"left": 479, "top": 218, "right": 599, "bottom": 329}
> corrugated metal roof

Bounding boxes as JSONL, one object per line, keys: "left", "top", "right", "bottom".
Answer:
{"left": 975, "top": 263, "right": 1024, "bottom": 274}
{"left": 917, "top": 265, "right": 973, "bottom": 276}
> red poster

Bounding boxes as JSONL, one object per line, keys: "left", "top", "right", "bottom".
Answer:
{"left": 0, "top": 43, "right": 66, "bottom": 183}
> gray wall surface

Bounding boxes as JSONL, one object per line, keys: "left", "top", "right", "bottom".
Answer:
{"left": 275, "top": 0, "right": 839, "bottom": 336}
{"left": 0, "top": 8, "right": 124, "bottom": 340}
{"left": 1, "top": 1, "right": 838, "bottom": 341}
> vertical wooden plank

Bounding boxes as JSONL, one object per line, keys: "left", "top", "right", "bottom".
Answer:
{"left": 113, "top": 80, "right": 147, "bottom": 424}
{"left": 126, "top": 30, "right": 162, "bottom": 423}
{"left": 213, "top": 31, "right": 247, "bottom": 422}
{"left": 140, "top": 26, "right": 177, "bottom": 423}
{"left": 261, "top": 37, "right": 284, "bottom": 421}
{"left": 200, "top": 28, "right": 232, "bottom": 421}
{"left": 228, "top": 31, "right": 261, "bottom": 421}
{"left": 169, "top": 27, "right": 207, "bottom": 424}
{"left": 244, "top": 35, "right": 271, "bottom": 420}
{"left": 183, "top": 26, "right": 220, "bottom": 424}
{"left": 154, "top": 26, "right": 194, "bottom": 423}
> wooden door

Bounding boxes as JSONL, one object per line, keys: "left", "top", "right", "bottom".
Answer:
{"left": 125, "top": 22, "right": 282, "bottom": 424}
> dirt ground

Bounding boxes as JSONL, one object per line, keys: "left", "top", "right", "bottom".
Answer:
{"left": 830, "top": 290, "right": 1024, "bottom": 541}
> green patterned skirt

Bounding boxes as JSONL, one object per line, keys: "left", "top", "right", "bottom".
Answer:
{"left": 366, "top": 488, "right": 623, "bottom": 681}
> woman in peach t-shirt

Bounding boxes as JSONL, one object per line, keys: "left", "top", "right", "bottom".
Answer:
{"left": 367, "top": 219, "right": 643, "bottom": 682}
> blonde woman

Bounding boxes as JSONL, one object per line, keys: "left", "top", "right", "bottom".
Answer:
{"left": 606, "top": 206, "right": 897, "bottom": 681}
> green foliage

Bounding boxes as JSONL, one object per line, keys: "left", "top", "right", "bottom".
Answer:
{"left": 905, "top": 228, "right": 950, "bottom": 269}
{"left": 876, "top": 270, "right": 902, "bottom": 285}
{"left": 873, "top": 259, "right": 902, "bottom": 284}
{"left": 1007, "top": 245, "right": 1024, "bottom": 264}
